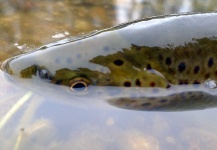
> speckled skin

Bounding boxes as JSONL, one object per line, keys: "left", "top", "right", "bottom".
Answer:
{"left": 3, "top": 13, "right": 217, "bottom": 88}
{"left": 2, "top": 13, "right": 217, "bottom": 111}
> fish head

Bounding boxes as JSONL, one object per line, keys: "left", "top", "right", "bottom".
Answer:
{"left": 2, "top": 52, "right": 169, "bottom": 94}
{"left": 2, "top": 40, "right": 170, "bottom": 93}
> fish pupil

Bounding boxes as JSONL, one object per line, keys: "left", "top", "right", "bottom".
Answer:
{"left": 71, "top": 82, "right": 87, "bottom": 92}
{"left": 39, "top": 69, "right": 49, "bottom": 79}
{"left": 73, "top": 82, "right": 86, "bottom": 89}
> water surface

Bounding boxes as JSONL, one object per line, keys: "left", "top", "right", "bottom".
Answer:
{"left": 1, "top": 0, "right": 217, "bottom": 149}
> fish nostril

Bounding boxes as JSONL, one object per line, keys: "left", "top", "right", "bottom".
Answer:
{"left": 1, "top": 58, "right": 14, "bottom": 75}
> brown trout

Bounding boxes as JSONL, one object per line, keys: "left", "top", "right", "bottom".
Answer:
{"left": 2, "top": 13, "right": 217, "bottom": 111}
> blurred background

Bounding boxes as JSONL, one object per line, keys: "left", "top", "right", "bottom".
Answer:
{"left": 1, "top": 0, "right": 217, "bottom": 62}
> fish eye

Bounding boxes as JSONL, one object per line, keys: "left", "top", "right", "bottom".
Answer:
{"left": 69, "top": 77, "right": 90, "bottom": 94}
{"left": 35, "top": 66, "right": 51, "bottom": 80}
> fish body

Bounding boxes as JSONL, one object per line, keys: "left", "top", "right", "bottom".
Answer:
{"left": 2, "top": 13, "right": 217, "bottom": 111}
{"left": 3, "top": 13, "right": 217, "bottom": 88}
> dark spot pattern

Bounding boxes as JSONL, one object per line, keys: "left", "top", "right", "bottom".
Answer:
{"left": 208, "top": 57, "right": 214, "bottom": 67}
{"left": 141, "top": 103, "right": 151, "bottom": 107}
{"left": 147, "top": 64, "right": 152, "bottom": 70}
{"left": 113, "top": 59, "right": 124, "bottom": 66}
{"left": 150, "top": 82, "right": 155, "bottom": 87}
{"left": 178, "top": 62, "right": 186, "bottom": 72}
{"left": 193, "top": 80, "right": 200, "bottom": 84}
{"left": 56, "top": 80, "right": 62, "bottom": 85}
{"left": 205, "top": 73, "right": 210, "bottom": 79}
{"left": 165, "top": 57, "right": 172, "bottom": 65}
{"left": 124, "top": 81, "right": 131, "bottom": 87}
{"left": 166, "top": 84, "right": 171, "bottom": 88}
{"left": 179, "top": 80, "right": 184, "bottom": 85}
{"left": 180, "top": 80, "right": 189, "bottom": 85}
{"left": 193, "top": 65, "right": 200, "bottom": 74}
{"left": 135, "top": 79, "right": 141, "bottom": 86}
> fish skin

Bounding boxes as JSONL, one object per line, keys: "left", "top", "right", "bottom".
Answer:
{"left": 2, "top": 13, "right": 217, "bottom": 111}
{"left": 2, "top": 12, "right": 217, "bottom": 88}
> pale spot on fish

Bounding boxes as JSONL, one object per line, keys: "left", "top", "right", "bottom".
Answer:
{"left": 103, "top": 46, "right": 110, "bottom": 52}
{"left": 76, "top": 53, "right": 82, "bottom": 59}
{"left": 66, "top": 57, "right": 73, "bottom": 64}
{"left": 55, "top": 58, "right": 60, "bottom": 64}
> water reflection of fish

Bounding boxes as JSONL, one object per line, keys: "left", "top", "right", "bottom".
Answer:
{"left": 108, "top": 88, "right": 217, "bottom": 111}
{"left": 2, "top": 13, "right": 217, "bottom": 111}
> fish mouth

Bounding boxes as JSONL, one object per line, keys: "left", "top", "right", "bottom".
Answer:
{"left": 1, "top": 58, "right": 14, "bottom": 75}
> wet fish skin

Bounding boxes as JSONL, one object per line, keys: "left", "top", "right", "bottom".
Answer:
{"left": 2, "top": 13, "right": 217, "bottom": 89}
{"left": 2, "top": 13, "right": 217, "bottom": 112}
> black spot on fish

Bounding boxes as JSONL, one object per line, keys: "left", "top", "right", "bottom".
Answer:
{"left": 165, "top": 57, "right": 172, "bottom": 65}
{"left": 135, "top": 79, "right": 141, "bottom": 86}
{"left": 159, "top": 99, "right": 167, "bottom": 103}
{"left": 208, "top": 57, "right": 214, "bottom": 67}
{"left": 205, "top": 73, "right": 210, "bottom": 79}
{"left": 113, "top": 59, "right": 124, "bottom": 66}
{"left": 179, "top": 80, "right": 189, "bottom": 85}
{"left": 147, "top": 63, "right": 152, "bottom": 70}
{"left": 179, "top": 80, "right": 184, "bottom": 85}
{"left": 193, "top": 80, "right": 200, "bottom": 84}
{"left": 55, "top": 80, "right": 62, "bottom": 85}
{"left": 178, "top": 62, "right": 186, "bottom": 72}
{"left": 141, "top": 103, "right": 151, "bottom": 107}
{"left": 124, "top": 81, "right": 131, "bottom": 87}
{"left": 183, "top": 80, "right": 189, "bottom": 84}
{"left": 66, "top": 57, "right": 73, "bottom": 64}
{"left": 166, "top": 84, "right": 171, "bottom": 88}
{"left": 150, "top": 82, "right": 155, "bottom": 87}
{"left": 193, "top": 65, "right": 200, "bottom": 74}
{"left": 215, "top": 71, "right": 217, "bottom": 76}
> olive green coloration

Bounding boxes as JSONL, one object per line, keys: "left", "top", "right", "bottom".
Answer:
{"left": 2, "top": 13, "right": 217, "bottom": 111}
{"left": 19, "top": 37, "right": 217, "bottom": 89}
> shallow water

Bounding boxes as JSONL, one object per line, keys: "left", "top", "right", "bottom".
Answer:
{"left": 1, "top": 69, "right": 217, "bottom": 149}
{"left": 1, "top": 0, "right": 217, "bottom": 149}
